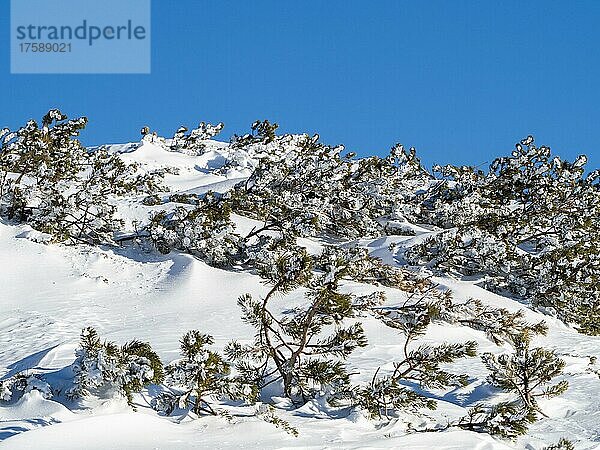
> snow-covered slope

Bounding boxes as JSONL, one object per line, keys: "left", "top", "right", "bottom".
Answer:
{"left": 1, "top": 140, "right": 599, "bottom": 449}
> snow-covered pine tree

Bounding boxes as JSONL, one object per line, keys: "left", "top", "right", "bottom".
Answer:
{"left": 231, "top": 119, "right": 279, "bottom": 147}
{"left": 544, "top": 438, "right": 575, "bottom": 450}
{"left": 359, "top": 298, "right": 477, "bottom": 419}
{"left": 533, "top": 239, "right": 600, "bottom": 336}
{"left": 0, "top": 110, "right": 88, "bottom": 227}
{"left": 152, "top": 331, "right": 256, "bottom": 416}
{"left": 255, "top": 404, "right": 299, "bottom": 436}
{"left": 68, "top": 327, "right": 164, "bottom": 408}
{"left": 405, "top": 135, "right": 600, "bottom": 335}
{"left": 453, "top": 402, "right": 536, "bottom": 439}
{"left": 170, "top": 122, "right": 225, "bottom": 154}
{"left": 314, "top": 245, "right": 429, "bottom": 291}
{"left": 448, "top": 332, "right": 567, "bottom": 440}
{"left": 438, "top": 298, "right": 548, "bottom": 346}
{"left": 226, "top": 246, "right": 368, "bottom": 405}
{"left": 0, "top": 110, "right": 166, "bottom": 244}
{"left": 231, "top": 122, "right": 433, "bottom": 242}
{"left": 231, "top": 132, "right": 345, "bottom": 240}
{"left": 482, "top": 331, "right": 568, "bottom": 418}
{"left": 147, "top": 192, "right": 242, "bottom": 267}
{"left": 0, "top": 373, "right": 52, "bottom": 402}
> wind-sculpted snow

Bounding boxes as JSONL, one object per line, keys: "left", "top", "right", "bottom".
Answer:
{"left": 1, "top": 133, "right": 599, "bottom": 449}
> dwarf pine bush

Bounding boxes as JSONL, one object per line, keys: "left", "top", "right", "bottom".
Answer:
{"left": 226, "top": 246, "right": 368, "bottom": 405}
{"left": 147, "top": 192, "right": 241, "bottom": 267}
{"left": 438, "top": 297, "right": 548, "bottom": 345}
{"left": 153, "top": 331, "right": 256, "bottom": 416}
{"left": 170, "top": 122, "right": 225, "bottom": 155}
{"left": 230, "top": 122, "right": 428, "bottom": 241}
{"left": 406, "top": 136, "right": 600, "bottom": 335}
{"left": 453, "top": 402, "right": 537, "bottom": 439}
{"left": 68, "top": 327, "right": 163, "bottom": 408}
{"left": 360, "top": 297, "right": 477, "bottom": 419}
{"left": 0, "top": 110, "right": 165, "bottom": 244}
{"left": 544, "top": 438, "right": 576, "bottom": 450}
{"left": 482, "top": 332, "right": 568, "bottom": 418}
{"left": 0, "top": 373, "right": 52, "bottom": 402}
{"left": 439, "top": 331, "right": 568, "bottom": 439}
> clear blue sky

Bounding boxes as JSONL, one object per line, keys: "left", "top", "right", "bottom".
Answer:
{"left": 2, "top": 0, "right": 600, "bottom": 170}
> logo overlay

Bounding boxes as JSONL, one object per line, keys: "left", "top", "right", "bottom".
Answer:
{"left": 11, "top": 0, "right": 151, "bottom": 74}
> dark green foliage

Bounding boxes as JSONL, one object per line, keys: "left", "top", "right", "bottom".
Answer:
{"left": 153, "top": 331, "right": 256, "bottom": 416}
{"left": 405, "top": 136, "right": 600, "bottom": 335}
{"left": 454, "top": 402, "right": 537, "bottom": 439}
{"left": 168, "top": 193, "right": 200, "bottom": 205}
{"left": 232, "top": 120, "right": 279, "bottom": 146}
{"left": 226, "top": 246, "right": 367, "bottom": 405}
{"left": 170, "top": 122, "right": 224, "bottom": 154}
{"left": 69, "top": 327, "right": 163, "bottom": 408}
{"left": 358, "top": 371, "right": 437, "bottom": 419}
{"left": 249, "top": 120, "right": 279, "bottom": 144}
{"left": 438, "top": 298, "right": 548, "bottom": 345}
{"left": 544, "top": 438, "right": 576, "bottom": 450}
{"left": 147, "top": 192, "right": 241, "bottom": 267}
{"left": 142, "top": 194, "right": 162, "bottom": 206}
{"left": 359, "top": 295, "right": 477, "bottom": 419}
{"left": 0, "top": 110, "right": 165, "bottom": 244}
{"left": 482, "top": 332, "right": 568, "bottom": 418}
{"left": 121, "top": 340, "right": 165, "bottom": 398}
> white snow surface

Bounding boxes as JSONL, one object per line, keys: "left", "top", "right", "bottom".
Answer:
{"left": 1, "top": 140, "right": 599, "bottom": 449}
